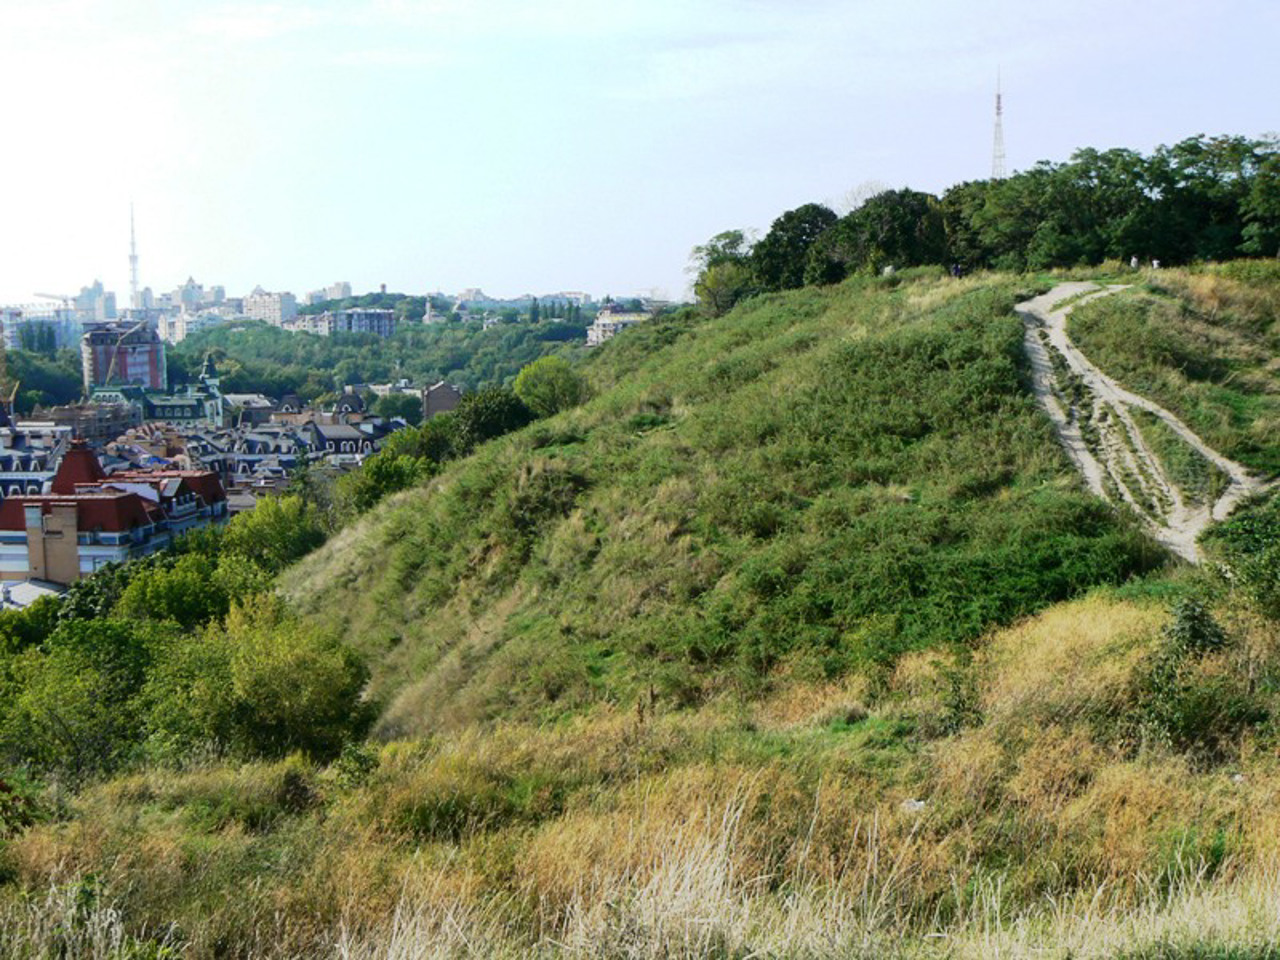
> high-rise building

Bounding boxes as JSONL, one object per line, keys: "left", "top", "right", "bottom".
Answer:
{"left": 81, "top": 323, "right": 167, "bottom": 392}
{"left": 244, "top": 286, "right": 298, "bottom": 325}
{"left": 173, "top": 277, "right": 204, "bottom": 311}
{"left": 73, "top": 281, "right": 117, "bottom": 322}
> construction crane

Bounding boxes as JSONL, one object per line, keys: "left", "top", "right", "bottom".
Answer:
{"left": 102, "top": 319, "right": 148, "bottom": 386}
{"left": 34, "top": 292, "right": 76, "bottom": 310}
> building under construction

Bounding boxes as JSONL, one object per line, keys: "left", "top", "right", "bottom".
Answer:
{"left": 80, "top": 322, "right": 167, "bottom": 393}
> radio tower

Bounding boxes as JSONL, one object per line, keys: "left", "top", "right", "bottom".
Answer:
{"left": 991, "top": 70, "right": 1007, "bottom": 180}
{"left": 129, "top": 203, "right": 140, "bottom": 311}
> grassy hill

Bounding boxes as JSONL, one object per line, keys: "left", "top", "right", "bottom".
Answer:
{"left": 6, "top": 266, "right": 1280, "bottom": 959}
{"left": 280, "top": 270, "right": 1161, "bottom": 737}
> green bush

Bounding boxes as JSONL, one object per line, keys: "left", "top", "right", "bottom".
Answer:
{"left": 113, "top": 553, "right": 231, "bottom": 629}
{"left": 1206, "top": 494, "right": 1280, "bottom": 619}
{"left": 0, "top": 769, "right": 45, "bottom": 838}
{"left": 0, "top": 619, "right": 171, "bottom": 776}
{"left": 146, "top": 595, "right": 372, "bottom": 761}
{"left": 221, "top": 495, "right": 326, "bottom": 574}
{"left": 513, "top": 355, "right": 588, "bottom": 418}
{"left": 1131, "top": 600, "right": 1265, "bottom": 762}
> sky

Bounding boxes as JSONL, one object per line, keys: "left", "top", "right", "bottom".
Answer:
{"left": 0, "top": 0, "right": 1276, "bottom": 306}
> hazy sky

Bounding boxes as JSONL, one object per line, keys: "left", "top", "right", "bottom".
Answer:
{"left": 1, "top": 0, "right": 1276, "bottom": 305}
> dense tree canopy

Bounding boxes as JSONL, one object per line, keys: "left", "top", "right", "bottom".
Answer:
{"left": 372, "top": 392, "right": 423, "bottom": 425}
{"left": 173, "top": 317, "right": 587, "bottom": 399}
{"left": 690, "top": 134, "right": 1280, "bottom": 313}
{"left": 806, "top": 189, "right": 947, "bottom": 283}
{"left": 750, "top": 203, "right": 839, "bottom": 292}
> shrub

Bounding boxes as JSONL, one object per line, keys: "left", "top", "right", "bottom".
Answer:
{"left": 0, "top": 769, "right": 45, "bottom": 838}
{"left": 337, "top": 452, "right": 431, "bottom": 515}
{"left": 221, "top": 495, "right": 326, "bottom": 574}
{"left": 0, "top": 619, "right": 169, "bottom": 776}
{"left": 454, "top": 386, "right": 534, "bottom": 450}
{"left": 513, "top": 356, "right": 589, "bottom": 418}
{"left": 1130, "top": 600, "right": 1265, "bottom": 762}
{"left": 146, "top": 595, "right": 372, "bottom": 761}
{"left": 113, "top": 553, "right": 230, "bottom": 629}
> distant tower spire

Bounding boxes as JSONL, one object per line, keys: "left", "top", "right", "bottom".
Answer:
{"left": 129, "top": 203, "right": 140, "bottom": 311}
{"left": 991, "top": 69, "right": 1007, "bottom": 180}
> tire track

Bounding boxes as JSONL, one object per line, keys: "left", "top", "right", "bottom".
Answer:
{"left": 1019, "top": 282, "right": 1273, "bottom": 563}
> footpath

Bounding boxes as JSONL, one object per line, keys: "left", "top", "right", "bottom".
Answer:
{"left": 1018, "top": 282, "right": 1273, "bottom": 563}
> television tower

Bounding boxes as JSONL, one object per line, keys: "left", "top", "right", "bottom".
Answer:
{"left": 991, "top": 70, "right": 1007, "bottom": 180}
{"left": 129, "top": 203, "right": 140, "bottom": 311}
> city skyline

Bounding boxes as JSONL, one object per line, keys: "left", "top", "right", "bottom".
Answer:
{"left": 1, "top": 0, "right": 1277, "bottom": 306}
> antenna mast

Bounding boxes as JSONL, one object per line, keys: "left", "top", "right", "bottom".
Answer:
{"left": 991, "top": 70, "right": 1007, "bottom": 180}
{"left": 129, "top": 203, "right": 140, "bottom": 311}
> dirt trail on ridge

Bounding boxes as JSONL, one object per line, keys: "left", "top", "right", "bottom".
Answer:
{"left": 1018, "top": 282, "right": 1273, "bottom": 563}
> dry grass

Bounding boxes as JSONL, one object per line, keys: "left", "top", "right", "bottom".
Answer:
{"left": 9, "top": 592, "right": 1280, "bottom": 957}
{"left": 1155, "top": 268, "right": 1280, "bottom": 338}
{"left": 335, "top": 810, "right": 1280, "bottom": 960}
{"left": 978, "top": 595, "right": 1165, "bottom": 726}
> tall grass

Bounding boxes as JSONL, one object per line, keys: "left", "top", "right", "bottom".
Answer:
{"left": 0, "top": 881, "right": 178, "bottom": 959}
{"left": 334, "top": 797, "right": 1280, "bottom": 960}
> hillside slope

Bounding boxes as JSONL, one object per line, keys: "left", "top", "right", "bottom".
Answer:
{"left": 9, "top": 267, "right": 1280, "bottom": 959}
{"left": 281, "top": 271, "right": 1160, "bottom": 735}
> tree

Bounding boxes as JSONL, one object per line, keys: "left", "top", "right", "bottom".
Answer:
{"left": 373, "top": 392, "right": 423, "bottom": 425}
{"left": 688, "top": 229, "right": 755, "bottom": 273}
{"left": 1, "top": 619, "right": 166, "bottom": 776}
{"left": 337, "top": 452, "right": 430, "bottom": 514}
{"left": 750, "top": 203, "right": 838, "bottom": 291}
{"left": 693, "top": 260, "right": 754, "bottom": 317}
{"left": 221, "top": 495, "right": 326, "bottom": 574}
{"left": 689, "top": 229, "right": 757, "bottom": 317}
{"left": 453, "top": 387, "right": 534, "bottom": 451}
{"left": 0, "top": 597, "right": 60, "bottom": 659}
{"left": 145, "top": 595, "right": 371, "bottom": 761}
{"left": 114, "top": 553, "right": 230, "bottom": 629}
{"left": 806, "top": 190, "right": 946, "bottom": 283}
{"left": 513, "top": 356, "right": 588, "bottom": 418}
{"left": 1241, "top": 149, "right": 1280, "bottom": 257}
{"left": 529, "top": 297, "right": 541, "bottom": 323}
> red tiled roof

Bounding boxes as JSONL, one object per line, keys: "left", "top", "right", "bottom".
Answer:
{"left": 1, "top": 439, "right": 226, "bottom": 536}
{"left": 0, "top": 491, "right": 155, "bottom": 533}
{"left": 51, "top": 441, "right": 108, "bottom": 494}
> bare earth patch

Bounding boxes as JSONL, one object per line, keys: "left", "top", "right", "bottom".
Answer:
{"left": 1019, "top": 282, "right": 1276, "bottom": 562}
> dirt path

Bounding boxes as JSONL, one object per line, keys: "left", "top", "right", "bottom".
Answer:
{"left": 1018, "top": 282, "right": 1273, "bottom": 563}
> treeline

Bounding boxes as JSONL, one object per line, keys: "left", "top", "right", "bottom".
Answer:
{"left": 297, "top": 291, "right": 453, "bottom": 320}
{"left": 171, "top": 317, "right": 587, "bottom": 399}
{"left": 0, "top": 497, "right": 368, "bottom": 781}
{"left": 695, "top": 134, "right": 1280, "bottom": 313}
{"left": 8, "top": 350, "right": 83, "bottom": 413}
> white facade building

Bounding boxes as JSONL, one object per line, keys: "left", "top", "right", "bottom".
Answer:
{"left": 296, "top": 308, "right": 396, "bottom": 338}
{"left": 586, "top": 306, "right": 649, "bottom": 346}
{"left": 244, "top": 287, "right": 298, "bottom": 325}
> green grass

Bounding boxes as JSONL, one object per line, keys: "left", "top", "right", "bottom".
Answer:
{"left": 1134, "top": 409, "right": 1232, "bottom": 507}
{"left": 11, "top": 266, "right": 1280, "bottom": 959}
{"left": 281, "top": 273, "right": 1161, "bottom": 735}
